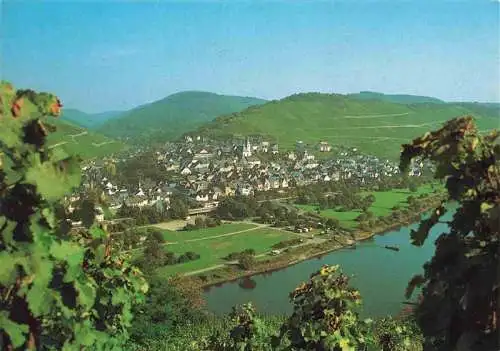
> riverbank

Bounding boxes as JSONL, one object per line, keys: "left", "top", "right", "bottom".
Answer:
{"left": 176, "top": 193, "right": 446, "bottom": 290}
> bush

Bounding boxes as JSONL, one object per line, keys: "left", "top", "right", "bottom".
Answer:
{"left": 177, "top": 251, "right": 201, "bottom": 264}
{"left": 238, "top": 254, "right": 256, "bottom": 270}
{"left": 373, "top": 317, "right": 423, "bottom": 351}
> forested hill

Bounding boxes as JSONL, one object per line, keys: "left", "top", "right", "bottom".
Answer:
{"left": 193, "top": 92, "right": 499, "bottom": 159}
{"left": 61, "top": 108, "right": 123, "bottom": 128}
{"left": 96, "top": 91, "right": 267, "bottom": 144}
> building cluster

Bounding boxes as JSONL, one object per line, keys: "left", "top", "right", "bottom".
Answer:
{"left": 79, "top": 136, "right": 427, "bottom": 211}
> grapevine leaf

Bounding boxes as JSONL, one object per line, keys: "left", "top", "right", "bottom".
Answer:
{"left": 0, "top": 119, "right": 24, "bottom": 149}
{"left": 25, "top": 154, "right": 81, "bottom": 201}
{"left": 26, "top": 281, "right": 52, "bottom": 316}
{"left": 2, "top": 152, "right": 22, "bottom": 185}
{"left": 75, "top": 281, "right": 96, "bottom": 309}
{"left": 480, "top": 202, "right": 493, "bottom": 213}
{"left": 89, "top": 224, "right": 106, "bottom": 239}
{"left": 42, "top": 207, "right": 57, "bottom": 228}
{"left": 25, "top": 257, "right": 53, "bottom": 316}
{"left": 0, "top": 252, "right": 29, "bottom": 285}
{"left": 50, "top": 241, "right": 84, "bottom": 266}
{"left": 0, "top": 218, "right": 16, "bottom": 247}
{"left": 0, "top": 311, "right": 29, "bottom": 347}
{"left": 111, "top": 288, "right": 128, "bottom": 306}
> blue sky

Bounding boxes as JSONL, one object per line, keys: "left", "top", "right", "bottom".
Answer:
{"left": 2, "top": 1, "right": 499, "bottom": 112}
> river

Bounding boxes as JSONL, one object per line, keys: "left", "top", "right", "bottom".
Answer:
{"left": 204, "top": 208, "right": 453, "bottom": 318}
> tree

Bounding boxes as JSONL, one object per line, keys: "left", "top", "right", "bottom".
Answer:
{"left": 169, "top": 196, "right": 189, "bottom": 219}
{"left": 401, "top": 116, "right": 499, "bottom": 350}
{"left": 195, "top": 216, "right": 207, "bottom": 229}
{"left": 408, "top": 182, "right": 418, "bottom": 193}
{"left": 0, "top": 82, "right": 147, "bottom": 350}
{"left": 326, "top": 218, "right": 340, "bottom": 229}
{"left": 238, "top": 253, "right": 256, "bottom": 270}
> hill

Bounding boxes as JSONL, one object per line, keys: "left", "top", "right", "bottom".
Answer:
{"left": 96, "top": 91, "right": 267, "bottom": 143}
{"left": 194, "top": 93, "right": 499, "bottom": 159}
{"left": 61, "top": 108, "right": 123, "bottom": 128}
{"left": 46, "top": 118, "right": 125, "bottom": 159}
{"left": 349, "top": 91, "right": 445, "bottom": 104}
{"left": 452, "top": 102, "right": 500, "bottom": 119}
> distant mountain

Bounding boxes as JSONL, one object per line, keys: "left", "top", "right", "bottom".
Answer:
{"left": 61, "top": 108, "right": 123, "bottom": 128}
{"left": 193, "top": 92, "right": 498, "bottom": 159}
{"left": 452, "top": 102, "right": 500, "bottom": 119}
{"left": 96, "top": 91, "right": 267, "bottom": 143}
{"left": 349, "top": 91, "right": 445, "bottom": 104}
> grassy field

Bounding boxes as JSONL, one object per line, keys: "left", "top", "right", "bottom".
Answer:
{"left": 295, "top": 184, "right": 436, "bottom": 228}
{"left": 196, "top": 93, "right": 499, "bottom": 159}
{"left": 157, "top": 227, "right": 296, "bottom": 275}
{"left": 160, "top": 223, "right": 257, "bottom": 242}
{"left": 361, "top": 183, "right": 434, "bottom": 217}
{"left": 47, "top": 118, "right": 125, "bottom": 159}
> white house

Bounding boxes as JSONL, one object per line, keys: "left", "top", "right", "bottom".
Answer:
{"left": 196, "top": 193, "right": 209, "bottom": 202}
{"left": 319, "top": 141, "right": 332, "bottom": 152}
{"left": 261, "top": 141, "right": 269, "bottom": 153}
{"left": 180, "top": 167, "right": 192, "bottom": 175}
{"left": 136, "top": 188, "right": 145, "bottom": 197}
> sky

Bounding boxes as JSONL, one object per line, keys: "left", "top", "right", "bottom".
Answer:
{"left": 1, "top": 1, "right": 499, "bottom": 113}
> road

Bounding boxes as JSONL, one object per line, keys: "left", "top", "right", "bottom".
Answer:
{"left": 183, "top": 236, "right": 327, "bottom": 277}
{"left": 323, "top": 120, "right": 448, "bottom": 130}
{"left": 341, "top": 112, "right": 411, "bottom": 119}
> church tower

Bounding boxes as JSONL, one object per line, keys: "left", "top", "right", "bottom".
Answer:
{"left": 242, "top": 138, "right": 252, "bottom": 157}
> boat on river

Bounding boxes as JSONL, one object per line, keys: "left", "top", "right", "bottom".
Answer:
{"left": 384, "top": 245, "right": 400, "bottom": 252}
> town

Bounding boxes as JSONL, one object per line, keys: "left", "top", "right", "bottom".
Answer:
{"left": 74, "top": 135, "right": 427, "bottom": 217}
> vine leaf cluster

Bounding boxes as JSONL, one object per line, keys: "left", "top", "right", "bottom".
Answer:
{"left": 0, "top": 81, "right": 148, "bottom": 350}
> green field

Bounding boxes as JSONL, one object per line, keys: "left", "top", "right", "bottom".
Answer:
{"left": 196, "top": 93, "right": 499, "bottom": 159}
{"left": 160, "top": 223, "right": 257, "bottom": 242}
{"left": 157, "top": 227, "right": 296, "bottom": 275}
{"left": 47, "top": 118, "right": 125, "bottom": 159}
{"left": 295, "top": 185, "right": 436, "bottom": 228}
{"left": 361, "top": 184, "right": 434, "bottom": 217}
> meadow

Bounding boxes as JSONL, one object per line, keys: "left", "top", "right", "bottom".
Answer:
{"left": 47, "top": 118, "right": 125, "bottom": 159}
{"left": 157, "top": 227, "right": 296, "bottom": 275}
{"left": 295, "top": 184, "right": 436, "bottom": 228}
{"left": 159, "top": 223, "right": 257, "bottom": 242}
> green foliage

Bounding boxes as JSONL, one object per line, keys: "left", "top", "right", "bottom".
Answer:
{"left": 400, "top": 116, "right": 500, "bottom": 350}
{"left": 276, "top": 265, "right": 373, "bottom": 351}
{"left": 224, "top": 303, "right": 278, "bottom": 351}
{"left": 130, "top": 276, "right": 206, "bottom": 344}
{"left": 238, "top": 253, "right": 256, "bottom": 270}
{"left": 0, "top": 82, "right": 147, "bottom": 350}
{"left": 195, "top": 93, "right": 498, "bottom": 159}
{"left": 372, "top": 317, "right": 423, "bottom": 351}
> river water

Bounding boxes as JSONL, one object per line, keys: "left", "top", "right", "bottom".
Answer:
{"left": 204, "top": 209, "right": 453, "bottom": 318}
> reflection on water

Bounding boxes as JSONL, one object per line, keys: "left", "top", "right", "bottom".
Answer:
{"left": 238, "top": 277, "right": 257, "bottom": 290}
